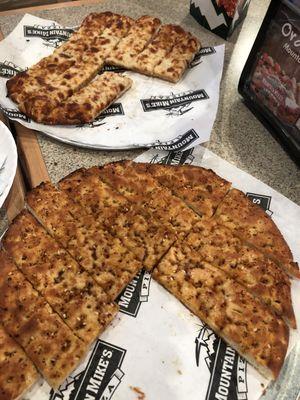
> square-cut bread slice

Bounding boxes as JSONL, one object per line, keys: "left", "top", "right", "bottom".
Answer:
{"left": 132, "top": 162, "right": 231, "bottom": 218}
{"left": 59, "top": 167, "right": 176, "bottom": 271}
{"left": 0, "top": 250, "right": 87, "bottom": 389}
{"left": 26, "top": 182, "right": 143, "bottom": 300}
{"left": 153, "top": 242, "right": 289, "bottom": 380}
{"left": 38, "top": 72, "right": 132, "bottom": 125}
{"left": 214, "top": 189, "right": 299, "bottom": 279}
{"left": 98, "top": 160, "right": 200, "bottom": 235}
{"left": 3, "top": 210, "right": 118, "bottom": 345}
{"left": 0, "top": 324, "right": 38, "bottom": 400}
{"left": 153, "top": 31, "right": 200, "bottom": 82}
{"left": 106, "top": 15, "right": 161, "bottom": 70}
{"left": 7, "top": 12, "right": 125, "bottom": 108}
{"left": 187, "top": 220, "right": 296, "bottom": 328}
{"left": 130, "top": 24, "right": 186, "bottom": 76}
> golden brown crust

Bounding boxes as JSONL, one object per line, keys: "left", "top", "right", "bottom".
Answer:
{"left": 106, "top": 15, "right": 161, "bottom": 69}
{"left": 26, "top": 182, "right": 143, "bottom": 300}
{"left": 98, "top": 160, "right": 200, "bottom": 235}
{"left": 188, "top": 220, "right": 296, "bottom": 328}
{"left": 39, "top": 72, "right": 132, "bottom": 125}
{"left": 153, "top": 32, "right": 201, "bottom": 82}
{"left": 0, "top": 250, "right": 87, "bottom": 389}
{"left": 134, "top": 162, "right": 231, "bottom": 218}
{"left": 0, "top": 324, "right": 38, "bottom": 400}
{"left": 3, "top": 210, "right": 118, "bottom": 345}
{"left": 214, "top": 189, "right": 300, "bottom": 278}
{"left": 59, "top": 167, "right": 176, "bottom": 271}
{"left": 153, "top": 242, "right": 289, "bottom": 379}
{"left": 129, "top": 25, "right": 185, "bottom": 76}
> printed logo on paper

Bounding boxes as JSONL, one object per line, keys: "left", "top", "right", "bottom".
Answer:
{"left": 49, "top": 340, "right": 126, "bottom": 400}
{"left": 140, "top": 90, "right": 209, "bottom": 117}
{"left": 190, "top": 47, "right": 216, "bottom": 68}
{"left": 150, "top": 129, "right": 199, "bottom": 151}
{"left": 101, "top": 65, "right": 126, "bottom": 73}
{"left": 0, "top": 61, "right": 24, "bottom": 78}
{"left": 195, "top": 324, "right": 248, "bottom": 400}
{"left": 77, "top": 103, "right": 124, "bottom": 128}
{"left": 246, "top": 192, "right": 273, "bottom": 217}
{"left": 0, "top": 105, "right": 30, "bottom": 122}
{"left": 150, "top": 148, "right": 195, "bottom": 165}
{"left": 117, "top": 269, "right": 151, "bottom": 317}
{"left": 23, "top": 23, "right": 75, "bottom": 48}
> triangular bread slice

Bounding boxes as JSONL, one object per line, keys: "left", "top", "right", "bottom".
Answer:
{"left": 0, "top": 250, "right": 87, "bottom": 389}
{"left": 187, "top": 220, "right": 296, "bottom": 328}
{"left": 153, "top": 242, "right": 289, "bottom": 380}
{"left": 98, "top": 160, "right": 200, "bottom": 235}
{"left": 0, "top": 324, "right": 38, "bottom": 400}
{"left": 58, "top": 167, "right": 176, "bottom": 270}
{"left": 132, "top": 162, "right": 231, "bottom": 218}
{"left": 26, "top": 182, "right": 143, "bottom": 300}
{"left": 214, "top": 189, "right": 299, "bottom": 278}
{"left": 3, "top": 210, "right": 118, "bottom": 345}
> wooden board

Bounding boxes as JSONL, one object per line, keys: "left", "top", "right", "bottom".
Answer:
{"left": 0, "top": 29, "right": 49, "bottom": 222}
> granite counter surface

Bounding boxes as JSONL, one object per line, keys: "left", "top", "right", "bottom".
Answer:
{"left": 0, "top": 0, "right": 299, "bottom": 205}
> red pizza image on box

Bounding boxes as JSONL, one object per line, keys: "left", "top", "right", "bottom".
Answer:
{"left": 250, "top": 52, "right": 300, "bottom": 126}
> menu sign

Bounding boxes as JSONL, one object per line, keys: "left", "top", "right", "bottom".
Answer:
{"left": 239, "top": 0, "right": 300, "bottom": 164}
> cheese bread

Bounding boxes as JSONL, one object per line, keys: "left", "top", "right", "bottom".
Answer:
{"left": 188, "top": 220, "right": 296, "bottom": 328}
{"left": 26, "top": 182, "right": 143, "bottom": 300}
{"left": 0, "top": 250, "right": 87, "bottom": 389}
{"left": 0, "top": 324, "right": 38, "bottom": 400}
{"left": 106, "top": 15, "right": 161, "bottom": 69}
{"left": 214, "top": 189, "right": 300, "bottom": 278}
{"left": 153, "top": 242, "right": 289, "bottom": 380}
{"left": 3, "top": 210, "right": 118, "bottom": 345}
{"left": 38, "top": 72, "right": 132, "bottom": 125}
{"left": 133, "top": 162, "right": 231, "bottom": 218}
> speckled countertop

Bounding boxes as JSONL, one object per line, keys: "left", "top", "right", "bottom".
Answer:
{"left": 0, "top": 0, "right": 299, "bottom": 203}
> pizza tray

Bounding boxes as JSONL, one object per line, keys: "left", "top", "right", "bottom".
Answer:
{"left": 0, "top": 14, "right": 224, "bottom": 150}
{"left": 18, "top": 145, "right": 300, "bottom": 400}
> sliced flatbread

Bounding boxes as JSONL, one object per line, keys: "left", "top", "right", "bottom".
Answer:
{"left": 59, "top": 167, "right": 176, "bottom": 271}
{"left": 0, "top": 324, "right": 38, "bottom": 400}
{"left": 3, "top": 210, "right": 118, "bottom": 345}
{"left": 214, "top": 189, "right": 300, "bottom": 278}
{"left": 188, "top": 220, "right": 296, "bottom": 328}
{"left": 153, "top": 32, "right": 200, "bottom": 82}
{"left": 0, "top": 250, "right": 87, "bottom": 389}
{"left": 133, "top": 162, "right": 231, "bottom": 218}
{"left": 26, "top": 182, "right": 143, "bottom": 300}
{"left": 98, "top": 160, "right": 200, "bottom": 234}
{"left": 153, "top": 242, "right": 289, "bottom": 380}
{"left": 130, "top": 24, "right": 186, "bottom": 76}
{"left": 106, "top": 15, "right": 161, "bottom": 69}
{"left": 21, "top": 58, "right": 104, "bottom": 119}
{"left": 7, "top": 12, "right": 118, "bottom": 107}
{"left": 38, "top": 72, "right": 132, "bottom": 125}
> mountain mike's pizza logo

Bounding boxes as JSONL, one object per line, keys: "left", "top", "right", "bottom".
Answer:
{"left": 117, "top": 269, "right": 151, "bottom": 317}
{"left": 195, "top": 324, "right": 248, "bottom": 400}
{"left": 77, "top": 103, "right": 124, "bottom": 128}
{"left": 0, "top": 61, "right": 24, "bottom": 78}
{"left": 190, "top": 47, "right": 216, "bottom": 68}
{"left": 150, "top": 148, "right": 195, "bottom": 165}
{"left": 0, "top": 105, "right": 30, "bottom": 122}
{"left": 23, "top": 23, "right": 75, "bottom": 47}
{"left": 246, "top": 192, "right": 273, "bottom": 217}
{"left": 49, "top": 340, "right": 126, "bottom": 400}
{"left": 150, "top": 129, "right": 199, "bottom": 151}
{"left": 140, "top": 90, "right": 209, "bottom": 117}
